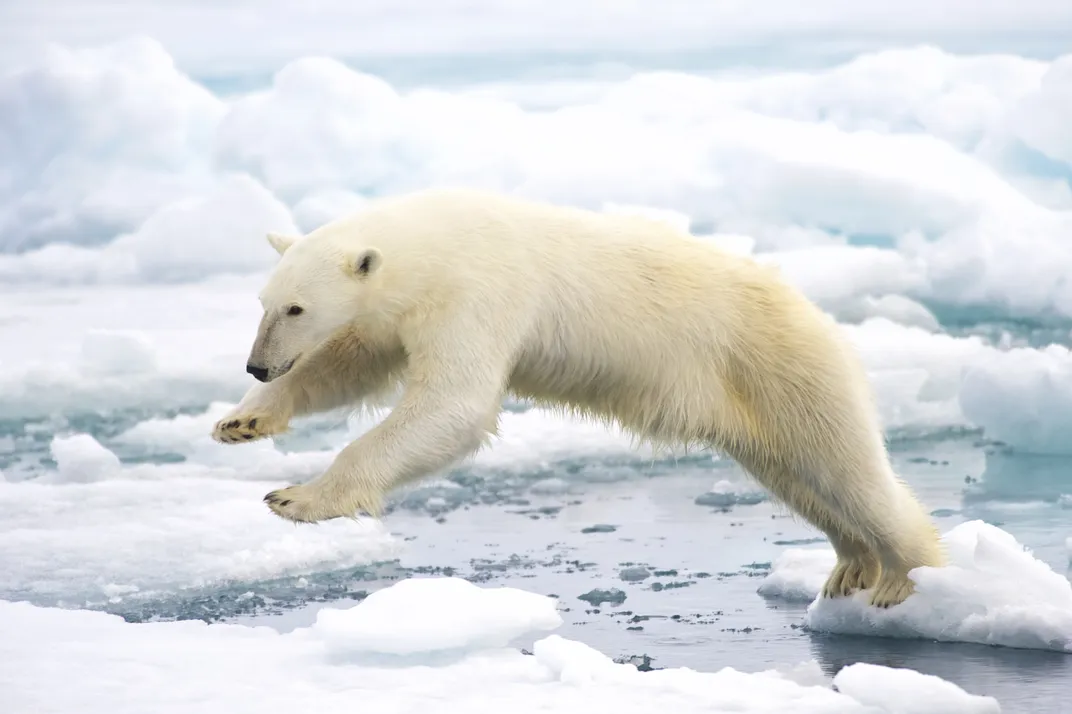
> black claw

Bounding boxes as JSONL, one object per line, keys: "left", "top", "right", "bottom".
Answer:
{"left": 225, "top": 420, "right": 239, "bottom": 428}
{"left": 248, "top": 418, "right": 257, "bottom": 429}
{"left": 279, "top": 499, "right": 292, "bottom": 507}
{"left": 242, "top": 433, "right": 254, "bottom": 440}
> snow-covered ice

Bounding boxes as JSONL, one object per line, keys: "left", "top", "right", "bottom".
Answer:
{"left": 760, "top": 521, "right": 1072, "bottom": 653}
{"left": 0, "top": 576, "right": 1002, "bottom": 714}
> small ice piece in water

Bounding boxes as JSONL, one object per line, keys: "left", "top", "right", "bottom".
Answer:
{"left": 833, "top": 662, "right": 1001, "bottom": 714}
{"left": 48, "top": 434, "right": 122, "bottom": 483}
{"left": 1058, "top": 493, "right": 1072, "bottom": 509}
{"left": 694, "top": 479, "right": 767, "bottom": 508}
{"left": 757, "top": 548, "right": 837, "bottom": 603}
{"left": 578, "top": 588, "right": 627, "bottom": 606}
{"left": 619, "top": 566, "right": 651, "bottom": 582}
{"left": 312, "top": 577, "right": 562, "bottom": 657}
{"left": 761, "top": 520, "right": 1072, "bottom": 652}
{"left": 529, "top": 477, "right": 570, "bottom": 495}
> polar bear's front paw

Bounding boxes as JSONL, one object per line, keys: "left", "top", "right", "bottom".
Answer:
{"left": 263, "top": 482, "right": 384, "bottom": 524}
{"left": 212, "top": 411, "right": 287, "bottom": 444}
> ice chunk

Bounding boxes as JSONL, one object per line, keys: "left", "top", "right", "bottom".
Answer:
{"left": 0, "top": 174, "right": 298, "bottom": 284}
{"left": 960, "top": 343, "right": 1072, "bottom": 455}
{"left": 757, "top": 548, "right": 838, "bottom": 603}
{"left": 1008, "top": 55, "right": 1072, "bottom": 167}
{"left": 577, "top": 588, "right": 627, "bottom": 606}
{"left": 311, "top": 577, "right": 562, "bottom": 657}
{"left": 760, "top": 521, "right": 1072, "bottom": 652}
{"left": 843, "top": 318, "right": 989, "bottom": 434}
{"left": 0, "top": 37, "right": 225, "bottom": 252}
{"left": 79, "top": 330, "right": 157, "bottom": 378}
{"left": 619, "top": 566, "right": 651, "bottom": 582}
{"left": 760, "top": 245, "right": 926, "bottom": 314}
{"left": 694, "top": 478, "right": 768, "bottom": 508}
{"left": 833, "top": 663, "right": 1001, "bottom": 714}
{"left": 836, "top": 294, "right": 941, "bottom": 332}
{"left": 48, "top": 434, "right": 122, "bottom": 483}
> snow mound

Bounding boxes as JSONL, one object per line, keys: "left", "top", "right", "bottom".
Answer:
{"left": 48, "top": 434, "right": 122, "bottom": 483}
{"left": 833, "top": 663, "right": 1000, "bottom": 714}
{"left": 312, "top": 577, "right": 562, "bottom": 657}
{"left": 0, "top": 576, "right": 1002, "bottom": 713}
{"left": 760, "top": 521, "right": 1072, "bottom": 652}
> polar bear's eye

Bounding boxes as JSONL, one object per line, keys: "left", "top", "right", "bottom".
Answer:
{"left": 286, "top": 305, "right": 304, "bottom": 316}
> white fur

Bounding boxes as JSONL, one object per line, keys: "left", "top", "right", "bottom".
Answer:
{"left": 214, "top": 188, "right": 943, "bottom": 608}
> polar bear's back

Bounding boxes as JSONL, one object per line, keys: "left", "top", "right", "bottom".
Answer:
{"left": 339, "top": 189, "right": 882, "bottom": 464}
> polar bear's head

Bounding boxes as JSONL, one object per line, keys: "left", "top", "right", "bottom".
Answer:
{"left": 245, "top": 230, "right": 382, "bottom": 382}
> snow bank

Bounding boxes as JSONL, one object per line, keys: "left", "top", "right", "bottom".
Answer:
{"left": 0, "top": 576, "right": 1002, "bottom": 714}
{"left": 760, "top": 521, "right": 1072, "bottom": 653}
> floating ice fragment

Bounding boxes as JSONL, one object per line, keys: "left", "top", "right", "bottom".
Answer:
{"left": 695, "top": 479, "right": 768, "bottom": 508}
{"left": 312, "top": 577, "right": 562, "bottom": 657}
{"left": 578, "top": 588, "right": 627, "bottom": 607}
{"left": 761, "top": 521, "right": 1072, "bottom": 652}
{"left": 756, "top": 547, "right": 838, "bottom": 603}
{"left": 833, "top": 662, "right": 1001, "bottom": 714}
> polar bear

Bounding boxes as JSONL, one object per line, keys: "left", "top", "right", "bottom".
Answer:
{"left": 212, "top": 188, "right": 943, "bottom": 608}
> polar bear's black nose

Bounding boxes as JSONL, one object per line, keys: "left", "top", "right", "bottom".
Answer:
{"left": 246, "top": 363, "right": 269, "bottom": 382}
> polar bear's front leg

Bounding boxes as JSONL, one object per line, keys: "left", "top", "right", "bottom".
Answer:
{"left": 264, "top": 320, "right": 514, "bottom": 523}
{"left": 264, "top": 378, "right": 504, "bottom": 523}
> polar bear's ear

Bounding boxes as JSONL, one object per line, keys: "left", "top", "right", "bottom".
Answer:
{"left": 266, "top": 232, "right": 298, "bottom": 256}
{"left": 351, "top": 247, "right": 383, "bottom": 279}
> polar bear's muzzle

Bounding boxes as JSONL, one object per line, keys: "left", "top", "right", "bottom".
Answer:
{"left": 247, "top": 312, "right": 302, "bottom": 382}
{"left": 246, "top": 356, "right": 297, "bottom": 383}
